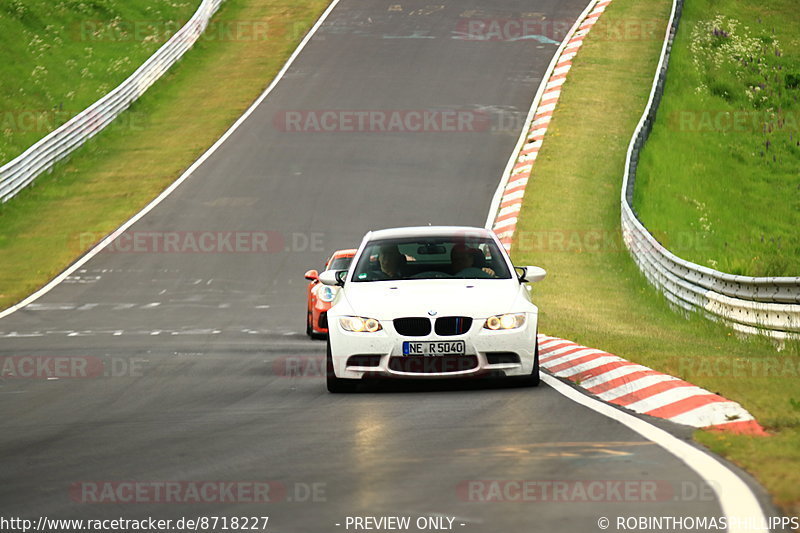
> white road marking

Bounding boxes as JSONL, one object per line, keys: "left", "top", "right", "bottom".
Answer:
{"left": 542, "top": 374, "right": 766, "bottom": 533}
{"left": 2, "top": 331, "right": 44, "bottom": 338}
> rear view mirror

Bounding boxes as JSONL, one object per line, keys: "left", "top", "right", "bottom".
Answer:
{"left": 319, "top": 270, "right": 347, "bottom": 287}
{"left": 417, "top": 244, "right": 447, "bottom": 255}
{"left": 515, "top": 266, "right": 546, "bottom": 283}
{"left": 304, "top": 269, "right": 319, "bottom": 282}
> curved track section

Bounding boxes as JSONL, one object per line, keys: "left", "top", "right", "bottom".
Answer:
{"left": 0, "top": 1, "right": 773, "bottom": 531}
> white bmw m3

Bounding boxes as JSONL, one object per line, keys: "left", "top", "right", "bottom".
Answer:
{"left": 318, "top": 226, "right": 546, "bottom": 392}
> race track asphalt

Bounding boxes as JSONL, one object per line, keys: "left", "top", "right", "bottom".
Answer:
{"left": 0, "top": 1, "right": 771, "bottom": 531}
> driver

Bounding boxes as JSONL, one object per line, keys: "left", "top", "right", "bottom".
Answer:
{"left": 377, "top": 244, "right": 407, "bottom": 278}
{"left": 451, "top": 244, "right": 495, "bottom": 278}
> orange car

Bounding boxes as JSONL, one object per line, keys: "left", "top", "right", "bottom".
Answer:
{"left": 304, "top": 249, "right": 356, "bottom": 337}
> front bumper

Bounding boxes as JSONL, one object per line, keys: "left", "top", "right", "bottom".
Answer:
{"left": 328, "top": 315, "right": 537, "bottom": 380}
{"left": 311, "top": 300, "right": 333, "bottom": 334}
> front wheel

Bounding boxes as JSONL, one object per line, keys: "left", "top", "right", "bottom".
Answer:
{"left": 326, "top": 339, "right": 357, "bottom": 393}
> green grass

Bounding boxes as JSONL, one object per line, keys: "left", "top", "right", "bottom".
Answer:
{"left": 0, "top": 0, "right": 329, "bottom": 308}
{"left": 511, "top": 0, "right": 800, "bottom": 517}
{"left": 633, "top": 0, "right": 800, "bottom": 276}
{"left": 0, "top": 0, "right": 201, "bottom": 166}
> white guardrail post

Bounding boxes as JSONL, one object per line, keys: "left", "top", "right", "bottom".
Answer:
{"left": 0, "top": 0, "right": 225, "bottom": 202}
{"left": 621, "top": 0, "right": 800, "bottom": 339}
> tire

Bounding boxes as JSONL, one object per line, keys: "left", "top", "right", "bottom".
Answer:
{"left": 306, "top": 311, "right": 313, "bottom": 337}
{"left": 515, "top": 338, "right": 540, "bottom": 387}
{"left": 326, "top": 338, "right": 357, "bottom": 393}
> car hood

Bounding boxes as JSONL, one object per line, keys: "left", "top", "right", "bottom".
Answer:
{"left": 336, "top": 279, "right": 529, "bottom": 320}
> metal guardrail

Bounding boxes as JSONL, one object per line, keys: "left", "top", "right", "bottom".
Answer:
{"left": 620, "top": 0, "right": 800, "bottom": 339}
{"left": 0, "top": 0, "right": 225, "bottom": 203}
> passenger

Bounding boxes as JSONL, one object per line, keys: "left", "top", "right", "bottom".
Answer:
{"left": 451, "top": 245, "right": 495, "bottom": 278}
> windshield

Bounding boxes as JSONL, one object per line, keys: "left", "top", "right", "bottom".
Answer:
{"left": 351, "top": 236, "right": 511, "bottom": 282}
{"left": 328, "top": 256, "right": 353, "bottom": 271}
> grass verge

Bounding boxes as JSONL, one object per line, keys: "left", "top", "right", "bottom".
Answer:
{"left": 0, "top": 0, "right": 200, "bottom": 166}
{"left": 511, "top": 0, "right": 800, "bottom": 517}
{"left": 0, "top": 0, "right": 329, "bottom": 308}
{"left": 633, "top": 1, "right": 800, "bottom": 277}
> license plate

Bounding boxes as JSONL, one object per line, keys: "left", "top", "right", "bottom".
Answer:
{"left": 403, "top": 341, "right": 466, "bottom": 356}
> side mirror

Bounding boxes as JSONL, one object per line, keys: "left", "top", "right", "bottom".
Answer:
{"left": 319, "top": 270, "right": 347, "bottom": 287}
{"left": 304, "top": 269, "right": 319, "bottom": 282}
{"left": 515, "top": 266, "right": 546, "bottom": 283}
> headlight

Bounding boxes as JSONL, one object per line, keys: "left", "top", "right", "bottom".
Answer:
{"left": 316, "top": 285, "right": 337, "bottom": 302}
{"left": 339, "top": 316, "right": 383, "bottom": 333}
{"left": 484, "top": 313, "right": 526, "bottom": 330}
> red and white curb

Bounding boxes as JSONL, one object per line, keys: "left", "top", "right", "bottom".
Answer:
{"left": 492, "top": 0, "right": 613, "bottom": 250}
{"left": 483, "top": 0, "right": 767, "bottom": 436}
{"left": 538, "top": 334, "right": 768, "bottom": 435}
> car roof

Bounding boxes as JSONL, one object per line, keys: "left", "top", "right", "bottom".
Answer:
{"left": 365, "top": 226, "right": 494, "bottom": 241}
{"left": 331, "top": 249, "right": 357, "bottom": 257}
